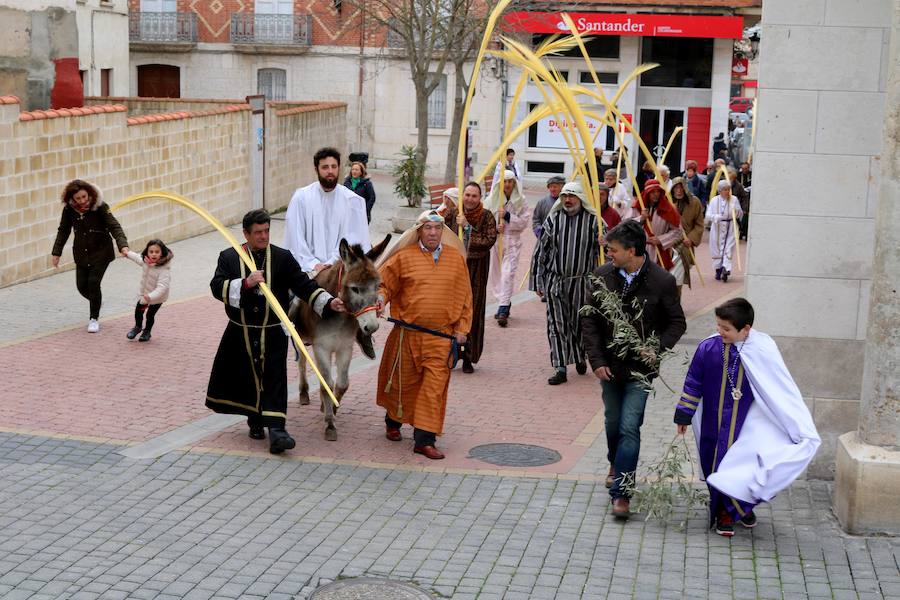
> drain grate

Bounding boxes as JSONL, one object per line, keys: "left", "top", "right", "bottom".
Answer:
{"left": 468, "top": 443, "right": 562, "bottom": 467}
{"left": 310, "top": 577, "right": 433, "bottom": 599}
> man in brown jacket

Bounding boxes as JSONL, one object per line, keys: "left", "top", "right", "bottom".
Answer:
{"left": 581, "top": 220, "right": 686, "bottom": 519}
{"left": 670, "top": 177, "right": 705, "bottom": 294}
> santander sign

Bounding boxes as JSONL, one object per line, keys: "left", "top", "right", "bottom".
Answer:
{"left": 505, "top": 12, "right": 743, "bottom": 39}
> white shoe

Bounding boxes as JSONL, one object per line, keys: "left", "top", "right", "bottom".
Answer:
{"left": 87, "top": 319, "right": 100, "bottom": 333}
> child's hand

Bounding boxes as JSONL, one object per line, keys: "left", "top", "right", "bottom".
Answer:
{"left": 141, "top": 295, "right": 150, "bottom": 304}
{"left": 677, "top": 424, "right": 688, "bottom": 435}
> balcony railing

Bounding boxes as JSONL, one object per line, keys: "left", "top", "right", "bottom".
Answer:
{"left": 129, "top": 12, "right": 198, "bottom": 43}
{"left": 231, "top": 14, "right": 312, "bottom": 45}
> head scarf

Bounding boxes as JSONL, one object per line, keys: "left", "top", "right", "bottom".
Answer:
{"left": 550, "top": 180, "right": 597, "bottom": 216}
{"left": 634, "top": 179, "right": 681, "bottom": 228}
{"left": 486, "top": 169, "right": 525, "bottom": 214}
{"left": 375, "top": 209, "right": 466, "bottom": 267}
{"left": 670, "top": 177, "right": 690, "bottom": 201}
{"left": 436, "top": 187, "right": 458, "bottom": 216}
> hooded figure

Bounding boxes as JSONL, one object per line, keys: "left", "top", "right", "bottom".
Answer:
{"left": 486, "top": 170, "right": 532, "bottom": 326}
{"left": 705, "top": 179, "right": 743, "bottom": 282}
{"left": 630, "top": 178, "right": 682, "bottom": 271}
{"left": 376, "top": 209, "right": 474, "bottom": 460}
{"left": 531, "top": 181, "right": 602, "bottom": 384}
{"left": 436, "top": 187, "right": 459, "bottom": 217}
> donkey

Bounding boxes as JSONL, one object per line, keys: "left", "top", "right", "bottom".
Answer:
{"left": 289, "top": 235, "right": 390, "bottom": 441}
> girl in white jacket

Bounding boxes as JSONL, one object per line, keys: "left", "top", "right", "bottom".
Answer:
{"left": 125, "top": 239, "right": 173, "bottom": 342}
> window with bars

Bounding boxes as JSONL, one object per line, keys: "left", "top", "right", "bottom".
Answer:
{"left": 417, "top": 74, "right": 447, "bottom": 129}
{"left": 257, "top": 68, "right": 286, "bottom": 101}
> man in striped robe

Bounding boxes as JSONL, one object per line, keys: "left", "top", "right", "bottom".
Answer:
{"left": 531, "top": 181, "right": 602, "bottom": 385}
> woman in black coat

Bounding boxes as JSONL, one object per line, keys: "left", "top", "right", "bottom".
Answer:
{"left": 343, "top": 161, "right": 376, "bottom": 223}
{"left": 51, "top": 179, "right": 129, "bottom": 332}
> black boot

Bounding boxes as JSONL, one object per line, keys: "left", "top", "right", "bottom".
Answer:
{"left": 462, "top": 358, "right": 474, "bottom": 373}
{"left": 548, "top": 369, "right": 567, "bottom": 385}
{"left": 356, "top": 329, "right": 376, "bottom": 359}
{"left": 715, "top": 267, "right": 722, "bottom": 281}
{"left": 722, "top": 270, "right": 730, "bottom": 283}
{"left": 269, "top": 428, "right": 296, "bottom": 454}
{"left": 138, "top": 328, "right": 152, "bottom": 342}
{"left": 126, "top": 327, "right": 142, "bottom": 340}
{"left": 248, "top": 417, "right": 265, "bottom": 440}
{"left": 497, "top": 304, "right": 510, "bottom": 328}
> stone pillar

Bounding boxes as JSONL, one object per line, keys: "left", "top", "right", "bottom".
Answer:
{"left": 833, "top": 0, "right": 900, "bottom": 535}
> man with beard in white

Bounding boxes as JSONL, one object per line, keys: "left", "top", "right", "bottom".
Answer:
{"left": 285, "top": 147, "right": 374, "bottom": 356}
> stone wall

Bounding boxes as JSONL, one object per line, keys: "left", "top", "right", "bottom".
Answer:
{"left": 748, "top": 0, "right": 892, "bottom": 478}
{"left": 0, "top": 97, "right": 251, "bottom": 288}
{"left": 0, "top": 95, "right": 347, "bottom": 287}
{"left": 265, "top": 101, "right": 348, "bottom": 211}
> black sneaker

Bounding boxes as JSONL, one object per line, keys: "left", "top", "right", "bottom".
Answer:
{"left": 722, "top": 270, "right": 730, "bottom": 283}
{"left": 715, "top": 267, "right": 722, "bottom": 281}
{"left": 126, "top": 327, "right": 142, "bottom": 340}
{"left": 739, "top": 512, "right": 757, "bottom": 528}
{"left": 575, "top": 362, "right": 587, "bottom": 375}
{"left": 248, "top": 426, "right": 265, "bottom": 440}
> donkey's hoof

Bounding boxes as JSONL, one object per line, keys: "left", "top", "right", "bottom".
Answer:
{"left": 324, "top": 426, "right": 337, "bottom": 442}
{"left": 299, "top": 393, "right": 310, "bottom": 406}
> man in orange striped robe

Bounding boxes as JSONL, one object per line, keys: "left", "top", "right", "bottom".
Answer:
{"left": 375, "top": 210, "right": 473, "bottom": 459}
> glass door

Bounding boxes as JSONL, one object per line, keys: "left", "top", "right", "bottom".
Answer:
{"left": 637, "top": 107, "right": 685, "bottom": 175}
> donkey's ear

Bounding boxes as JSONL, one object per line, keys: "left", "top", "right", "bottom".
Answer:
{"left": 366, "top": 234, "right": 392, "bottom": 262}
{"left": 339, "top": 238, "right": 354, "bottom": 264}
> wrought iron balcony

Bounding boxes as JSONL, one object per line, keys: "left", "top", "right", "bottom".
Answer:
{"left": 230, "top": 14, "right": 312, "bottom": 45}
{"left": 129, "top": 12, "right": 198, "bottom": 43}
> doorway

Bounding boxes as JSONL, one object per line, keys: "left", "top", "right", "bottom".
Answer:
{"left": 637, "top": 107, "right": 685, "bottom": 175}
{"left": 137, "top": 64, "right": 180, "bottom": 98}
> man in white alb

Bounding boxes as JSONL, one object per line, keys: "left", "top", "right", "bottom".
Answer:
{"left": 284, "top": 146, "right": 373, "bottom": 355}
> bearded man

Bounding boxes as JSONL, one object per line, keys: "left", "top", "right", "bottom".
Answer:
{"left": 284, "top": 146, "right": 373, "bottom": 356}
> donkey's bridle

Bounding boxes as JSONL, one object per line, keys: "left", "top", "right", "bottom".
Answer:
{"left": 335, "top": 262, "right": 379, "bottom": 318}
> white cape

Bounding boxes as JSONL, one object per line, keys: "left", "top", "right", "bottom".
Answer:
{"left": 703, "top": 329, "right": 821, "bottom": 504}
{"left": 284, "top": 182, "right": 371, "bottom": 272}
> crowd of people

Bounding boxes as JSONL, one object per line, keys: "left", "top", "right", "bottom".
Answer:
{"left": 49, "top": 145, "right": 818, "bottom": 537}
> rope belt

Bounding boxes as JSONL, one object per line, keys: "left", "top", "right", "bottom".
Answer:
{"left": 386, "top": 318, "right": 466, "bottom": 370}
{"left": 382, "top": 318, "right": 466, "bottom": 420}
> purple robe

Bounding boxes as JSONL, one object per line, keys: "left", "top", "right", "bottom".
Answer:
{"left": 675, "top": 336, "right": 757, "bottom": 523}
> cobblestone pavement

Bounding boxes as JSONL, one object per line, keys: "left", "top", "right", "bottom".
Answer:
{"left": 4, "top": 180, "right": 896, "bottom": 599}
{"left": 0, "top": 432, "right": 897, "bottom": 600}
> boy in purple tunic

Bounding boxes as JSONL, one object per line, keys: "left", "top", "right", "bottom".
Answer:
{"left": 675, "top": 298, "right": 820, "bottom": 536}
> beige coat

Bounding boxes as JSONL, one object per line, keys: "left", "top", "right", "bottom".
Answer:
{"left": 126, "top": 250, "right": 172, "bottom": 305}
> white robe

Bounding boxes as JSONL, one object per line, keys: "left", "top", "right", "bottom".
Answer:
{"left": 702, "top": 330, "right": 821, "bottom": 504}
{"left": 609, "top": 182, "right": 633, "bottom": 220}
{"left": 283, "top": 182, "right": 371, "bottom": 273}
{"left": 705, "top": 194, "right": 743, "bottom": 271}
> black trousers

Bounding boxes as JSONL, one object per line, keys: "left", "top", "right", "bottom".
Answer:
{"left": 134, "top": 302, "right": 162, "bottom": 331}
{"left": 385, "top": 414, "right": 436, "bottom": 447}
{"left": 75, "top": 262, "right": 109, "bottom": 319}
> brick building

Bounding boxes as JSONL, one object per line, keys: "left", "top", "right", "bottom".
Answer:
{"left": 125, "top": 0, "right": 760, "bottom": 179}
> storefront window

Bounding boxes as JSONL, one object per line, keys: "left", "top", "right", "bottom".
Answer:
{"left": 533, "top": 34, "right": 619, "bottom": 59}
{"left": 640, "top": 37, "right": 713, "bottom": 88}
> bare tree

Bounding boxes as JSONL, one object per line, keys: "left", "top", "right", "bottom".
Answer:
{"left": 349, "top": 0, "right": 479, "bottom": 169}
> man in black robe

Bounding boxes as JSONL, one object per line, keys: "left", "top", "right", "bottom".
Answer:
{"left": 206, "top": 209, "right": 345, "bottom": 453}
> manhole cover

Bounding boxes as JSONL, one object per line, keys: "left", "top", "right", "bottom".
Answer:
{"left": 468, "top": 443, "right": 562, "bottom": 467}
{"left": 310, "top": 577, "right": 432, "bottom": 599}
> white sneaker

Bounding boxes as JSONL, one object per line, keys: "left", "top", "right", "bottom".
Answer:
{"left": 87, "top": 319, "right": 100, "bottom": 333}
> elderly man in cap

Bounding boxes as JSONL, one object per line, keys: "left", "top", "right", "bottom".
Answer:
{"left": 532, "top": 175, "right": 565, "bottom": 239}
{"left": 706, "top": 179, "right": 743, "bottom": 282}
{"left": 531, "top": 181, "right": 602, "bottom": 385}
{"left": 375, "top": 210, "right": 473, "bottom": 459}
{"left": 487, "top": 169, "right": 532, "bottom": 327}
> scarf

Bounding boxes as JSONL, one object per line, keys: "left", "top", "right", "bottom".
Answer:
{"left": 349, "top": 177, "right": 361, "bottom": 190}
{"left": 463, "top": 202, "right": 484, "bottom": 227}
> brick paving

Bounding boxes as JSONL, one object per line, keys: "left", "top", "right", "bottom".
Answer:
{"left": 3, "top": 179, "right": 894, "bottom": 599}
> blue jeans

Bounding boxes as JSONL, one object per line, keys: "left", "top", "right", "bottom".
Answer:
{"left": 601, "top": 379, "right": 649, "bottom": 499}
